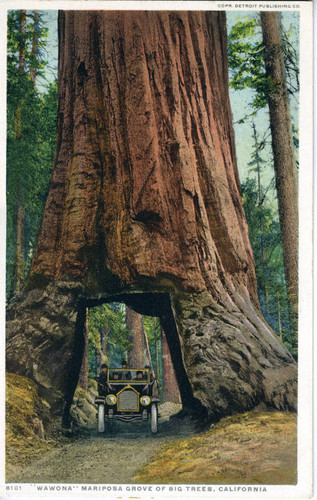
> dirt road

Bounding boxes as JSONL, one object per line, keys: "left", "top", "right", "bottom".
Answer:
{"left": 7, "top": 404, "right": 192, "bottom": 484}
{"left": 6, "top": 408, "right": 297, "bottom": 486}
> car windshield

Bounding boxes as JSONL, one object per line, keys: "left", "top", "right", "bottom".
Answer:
{"left": 107, "top": 368, "right": 150, "bottom": 383}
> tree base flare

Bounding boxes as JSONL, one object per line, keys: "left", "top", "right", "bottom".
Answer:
{"left": 6, "top": 279, "right": 296, "bottom": 427}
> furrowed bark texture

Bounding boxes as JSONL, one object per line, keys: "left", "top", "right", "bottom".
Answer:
{"left": 6, "top": 11, "right": 296, "bottom": 425}
{"left": 126, "top": 307, "right": 146, "bottom": 367}
{"left": 260, "top": 12, "right": 298, "bottom": 342}
{"left": 162, "top": 329, "right": 181, "bottom": 403}
{"left": 78, "top": 308, "right": 89, "bottom": 390}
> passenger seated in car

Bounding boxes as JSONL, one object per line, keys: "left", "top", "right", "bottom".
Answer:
{"left": 133, "top": 370, "right": 147, "bottom": 393}
{"left": 108, "top": 371, "right": 121, "bottom": 393}
{"left": 119, "top": 360, "right": 132, "bottom": 380}
{"left": 97, "top": 363, "right": 108, "bottom": 396}
{"left": 145, "top": 365, "right": 154, "bottom": 382}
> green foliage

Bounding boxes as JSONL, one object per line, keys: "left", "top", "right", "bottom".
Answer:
{"left": 229, "top": 13, "right": 299, "bottom": 353}
{"left": 280, "top": 22, "right": 300, "bottom": 95}
{"left": 240, "top": 124, "right": 293, "bottom": 352}
{"left": 143, "top": 316, "right": 161, "bottom": 345}
{"left": 6, "top": 11, "right": 57, "bottom": 298}
{"left": 87, "top": 303, "right": 132, "bottom": 378}
{"left": 228, "top": 14, "right": 299, "bottom": 120}
{"left": 87, "top": 307, "right": 164, "bottom": 394}
{"left": 7, "top": 11, "right": 48, "bottom": 79}
{"left": 241, "top": 178, "right": 293, "bottom": 352}
{"left": 228, "top": 18, "right": 270, "bottom": 112}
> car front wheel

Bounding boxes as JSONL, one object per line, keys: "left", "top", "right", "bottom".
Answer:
{"left": 98, "top": 404, "right": 105, "bottom": 433}
{"left": 150, "top": 403, "right": 158, "bottom": 434}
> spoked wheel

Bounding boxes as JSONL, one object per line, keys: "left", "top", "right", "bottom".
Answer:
{"left": 150, "top": 403, "right": 158, "bottom": 434}
{"left": 98, "top": 404, "right": 105, "bottom": 433}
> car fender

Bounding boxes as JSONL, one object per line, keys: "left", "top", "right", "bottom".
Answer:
{"left": 95, "top": 396, "right": 106, "bottom": 404}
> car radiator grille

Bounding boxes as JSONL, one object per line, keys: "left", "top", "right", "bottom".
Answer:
{"left": 118, "top": 390, "right": 138, "bottom": 411}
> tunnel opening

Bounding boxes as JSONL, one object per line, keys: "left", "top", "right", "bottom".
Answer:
{"left": 62, "top": 292, "right": 204, "bottom": 429}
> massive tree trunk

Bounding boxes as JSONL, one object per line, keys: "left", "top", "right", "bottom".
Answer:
{"left": 6, "top": 10, "right": 296, "bottom": 428}
{"left": 260, "top": 12, "right": 298, "bottom": 347}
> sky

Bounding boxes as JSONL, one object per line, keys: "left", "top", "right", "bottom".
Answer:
{"left": 39, "top": 9, "right": 299, "bottom": 196}
{"left": 226, "top": 11, "right": 299, "bottom": 192}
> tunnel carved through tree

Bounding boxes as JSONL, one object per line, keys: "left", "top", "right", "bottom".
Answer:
{"left": 6, "top": 10, "right": 296, "bottom": 427}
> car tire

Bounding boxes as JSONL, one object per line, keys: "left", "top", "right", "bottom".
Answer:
{"left": 98, "top": 404, "right": 105, "bottom": 433}
{"left": 150, "top": 403, "right": 158, "bottom": 434}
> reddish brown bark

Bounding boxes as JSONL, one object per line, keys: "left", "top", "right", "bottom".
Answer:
{"left": 100, "top": 326, "right": 108, "bottom": 364}
{"left": 31, "top": 11, "right": 257, "bottom": 305}
{"left": 261, "top": 12, "right": 298, "bottom": 342}
{"left": 143, "top": 326, "right": 152, "bottom": 367}
{"left": 162, "top": 329, "right": 181, "bottom": 403}
{"left": 126, "top": 307, "right": 146, "bottom": 367}
{"left": 78, "top": 308, "right": 89, "bottom": 390}
{"left": 6, "top": 11, "right": 296, "bottom": 426}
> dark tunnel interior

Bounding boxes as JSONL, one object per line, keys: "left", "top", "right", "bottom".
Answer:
{"left": 62, "top": 292, "right": 201, "bottom": 427}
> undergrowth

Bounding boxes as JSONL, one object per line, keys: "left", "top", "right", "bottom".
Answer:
{"left": 6, "top": 372, "right": 60, "bottom": 478}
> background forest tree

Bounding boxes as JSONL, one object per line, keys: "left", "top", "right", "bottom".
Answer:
{"left": 7, "top": 10, "right": 57, "bottom": 299}
{"left": 227, "top": 11, "right": 299, "bottom": 355}
{"left": 6, "top": 10, "right": 299, "bottom": 401}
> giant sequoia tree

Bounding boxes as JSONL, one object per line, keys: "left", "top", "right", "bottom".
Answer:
{"left": 6, "top": 11, "right": 296, "bottom": 427}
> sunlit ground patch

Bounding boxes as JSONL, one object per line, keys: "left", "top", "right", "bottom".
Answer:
{"left": 6, "top": 372, "right": 60, "bottom": 478}
{"left": 134, "top": 411, "right": 297, "bottom": 485}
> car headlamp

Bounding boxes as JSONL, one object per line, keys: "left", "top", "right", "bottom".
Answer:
{"left": 106, "top": 394, "right": 117, "bottom": 405}
{"left": 140, "top": 396, "right": 151, "bottom": 406}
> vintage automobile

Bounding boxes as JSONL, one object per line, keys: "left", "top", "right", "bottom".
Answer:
{"left": 95, "top": 368, "right": 159, "bottom": 434}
